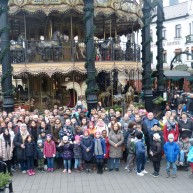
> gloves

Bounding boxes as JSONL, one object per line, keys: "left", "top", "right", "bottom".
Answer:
{"left": 53, "top": 154, "right": 55, "bottom": 157}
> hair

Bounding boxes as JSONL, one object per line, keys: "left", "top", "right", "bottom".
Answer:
{"left": 112, "top": 123, "right": 120, "bottom": 130}
{"left": 128, "top": 121, "right": 136, "bottom": 129}
{"left": 25, "top": 134, "right": 33, "bottom": 143}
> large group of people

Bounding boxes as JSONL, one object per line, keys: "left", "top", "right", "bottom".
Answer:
{"left": 0, "top": 100, "right": 193, "bottom": 179}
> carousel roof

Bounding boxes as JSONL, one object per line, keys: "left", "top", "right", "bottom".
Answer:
{"left": 0, "top": 61, "right": 142, "bottom": 77}
{"left": 8, "top": 0, "right": 143, "bottom": 33}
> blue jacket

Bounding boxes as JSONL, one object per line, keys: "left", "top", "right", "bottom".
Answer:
{"left": 93, "top": 138, "right": 106, "bottom": 159}
{"left": 135, "top": 140, "right": 145, "bottom": 156}
{"left": 188, "top": 146, "right": 193, "bottom": 163}
{"left": 164, "top": 141, "right": 180, "bottom": 162}
{"left": 143, "top": 118, "right": 159, "bottom": 134}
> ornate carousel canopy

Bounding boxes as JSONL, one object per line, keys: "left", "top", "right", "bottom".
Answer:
{"left": 0, "top": 61, "right": 142, "bottom": 77}
{"left": 8, "top": 0, "right": 143, "bottom": 36}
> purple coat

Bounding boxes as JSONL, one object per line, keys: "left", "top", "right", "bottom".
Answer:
{"left": 60, "top": 143, "right": 74, "bottom": 160}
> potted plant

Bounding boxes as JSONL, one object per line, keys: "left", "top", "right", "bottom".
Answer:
{"left": 0, "top": 173, "right": 11, "bottom": 193}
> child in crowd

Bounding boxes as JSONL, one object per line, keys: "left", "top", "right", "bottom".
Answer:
{"left": 93, "top": 131, "right": 106, "bottom": 174}
{"left": 126, "top": 129, "right": 136, "bottom": 173}
{"left": 149, "top": 133, "right": 162, "bottom": 177}
{"left": 36, "top": 139, "right": 44, "bottom": 172}
{"left": 102, "top": 130, "right": 109, "bottom": 171}
{"left": 135, "top": 132, "right": 148, "bottom": 176}
{"left": 177, "top": 134, "right": 190, "bottom": 166}
{"left": 81, "top": 129, "right": 94, "bottom": 173}
{"left": 164, "top": 133, "right": 180, "bottom": 178}
{"left": 135, "top": 124, "right": 144, "bottom": 142}
{"left": 24, "top": 135, "right": 36, "bottom": 176}
{"left": 73, "top": 135, "right": 82, "bottom": 173}
{"left": 187, "top": 138, "right": 193, "bottom": 178}
{"left": 59, "top": 136, "right": 74, "bottom": 174}
{"left": 43, "top": 134, "right": 56, "bottom": 172}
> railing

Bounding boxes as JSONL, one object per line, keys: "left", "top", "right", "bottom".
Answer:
{"left": 0, "top": 40, "right": 141, "bottom": 64}
{"left": 186, "top": 35, "right": 193, "bottom": 44}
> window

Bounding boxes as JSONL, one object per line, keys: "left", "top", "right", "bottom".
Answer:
{"left": 162, "top": 28, "right": 166, "bottom": 40}
{"left": 163, "top": 51, "right": 167, "bottom": 63}
{"left": 175, "top": 24, "right": 181, "bottom": 38}
{"left": 169, "top": 0, "right": 178, "bottom": 6}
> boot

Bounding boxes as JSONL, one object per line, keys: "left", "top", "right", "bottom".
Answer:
{"left": 31, "top": 169, "right": 35, "bottom": 175}
{"left": 27, "top": 170, "right": 32, "bottom": 176}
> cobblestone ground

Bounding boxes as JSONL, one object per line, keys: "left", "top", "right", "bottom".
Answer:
{"left": 7, "top": 160, "right": 193, "bottom": 193}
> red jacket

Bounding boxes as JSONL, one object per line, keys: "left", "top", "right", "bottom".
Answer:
{"left": 43, "top": 140, "right": 56, "bottom": 158}
{"left": 103, "top": 137, "right": 110, "bottom": 159}
{"left": 163, "top": 124, "right": 179, "bottom": 142}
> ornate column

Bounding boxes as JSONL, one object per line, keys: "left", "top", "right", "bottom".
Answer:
{"left": 84, "top": 0, "right": 98, "bottom": 112}
{"left": 141, "top": 0, "right": 153, "bottom": 112}
{"left": 0, "top": 0, "right": 14, "bottom": 113}
{"left": 156, "top": 0, "right": 164, "bottom": 95}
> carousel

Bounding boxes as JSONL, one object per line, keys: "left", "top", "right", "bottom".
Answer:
{"left": 0, "top": 0, "right": 143, "bottom": 110}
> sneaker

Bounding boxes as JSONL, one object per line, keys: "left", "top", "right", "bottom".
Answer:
{"left": 63, "top": 169, "right": 67, "bottom": 173}
{"left": 88, "top": 169, "right": 93, "bottom": 173}
{"left": 27, "top": 170, "right": 32, "bottom": 176}
{"left": 125, "top": 166, "right": 128, "bottom": 170}
{"left": 68, "top": 169, "right": 72, "bottom": 174}
{"left": 166, "top": 173, "right": 170, "bottom": 178}
{"left": 22, "top": 170, "right": 27, "bottom": 174}
{"left": 50, "top": 168, "right": 54, "bottom": 172}
{"left": 133, "top": 168, "right": 137, "bottom": 172}
{"left": 141, "top": 170, "right": 148, "bottom": 174}
{"left": 47, "top": 168, "right": 51, "bottom": 172}
{"left": 172, "top": 174, "right": 177, "bottom": 178}
{"left": 150, "top": 172, "right": 159, "bottom": 178}
{"left": 31, "top": 170, "right": 35, "bottom": 175}
{"left": 109, "top": 168, "right": 113, "bottom": 172}
{"left": 137, "top": 172, "right": 144, "bottom": 176}
{"left": 115, "top": 168, "right": 119, "bottom": 171}
{"left": 179, "top": 162, "right": 183, "bottom": 166}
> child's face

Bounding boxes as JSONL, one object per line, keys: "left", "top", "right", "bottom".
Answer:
{"left": 47, "top": 137, "right": 51, "bottom": 141}
{"left": 28, "top": 136, "right": 32, "bottom": 142}
{"left": 38, "top": 143, "right": 42, "bottom": 147}
{"left": 182, "top": 137, "right": 188, "bottom": 142}
{"left": 153, "top": 125, "right": 158, "bottom": 131}
{"left": 169, "top": 138, "right": 174, "bottom": 142}
{"left": 84, "top": 131, "right": 89, "bottom": 137}
{"left": 41, "top": 133, "right": 46, "bottom": 137}
{"left": 63, "top": 139, "right": 68, "bottom": 143}
{"left": 102, "top": 131, "right": 107, "bottom": 138}
{"left": 95, "top": 133, "right": 100, "bottom": 138}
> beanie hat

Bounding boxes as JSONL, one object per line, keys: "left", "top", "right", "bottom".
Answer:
{"left": 75, "top": 135, "right": 80, "bottom": 141}
{"left": 189, "top": 138, "right": 193, "bottom": 146}
{"left": 136, "top": 132, "right": 143, "bottom": 140}
{"left": 153, "top": 133, "right": 160, "bottom": 140}
{"left": 168, "top": 133, "right": 174, "bottom": 140}
{"left": 63, "top": 136, "right": 68, "bottom": 141}
{"left": 37, "top": 139, "right": 43, "bottom": 144}
{"left": 46, "top": 134, "right": 52, "bottom": 138}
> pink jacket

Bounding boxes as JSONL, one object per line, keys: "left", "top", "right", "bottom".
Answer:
{"left": 43, "top": 140, "right": 56, "bottom": 158}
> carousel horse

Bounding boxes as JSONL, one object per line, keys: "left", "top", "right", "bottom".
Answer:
{"left": 98, "top": 85, "right": 113, "bottom": 106}
{"left": 125, "top": 85, "right": 134, "bottom": 104}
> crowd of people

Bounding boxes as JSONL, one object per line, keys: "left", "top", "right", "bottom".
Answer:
{"left": 0, "top": 100, "right": 193, "bottom": 179}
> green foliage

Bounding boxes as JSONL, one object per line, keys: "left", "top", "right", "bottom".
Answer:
{"left": 152, "top": 96, "right": 164, "bottom": 104}
{"left": 0, "top": 173, "right": 10, "bottom": 189}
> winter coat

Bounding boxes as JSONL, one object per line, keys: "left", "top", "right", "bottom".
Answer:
{"left": 135, "top": 140, "right": 145, "bottom": 156}
{"left": 108, "top": 130, "right": 124, "bottom": 158}
{"left": 59, "top": 128, "right": 74, "bottom": 141}
{"left": 103, "top": 137, "right": 110, "bottom": 159}
{"left": 13, "top": 133, "right": 26, "bottom": 160}
{"left": 143, "top": 118, "right": 159, "bottom": 134}
{"left": 38, "top": 126, "right": 51, "bottom": 136}
{"left": 178, "top": 119, "right": 193, "bottom": 138}
{"left": 59, "top": 142, "right": 74, "bottom": 160}
{"left": 177, "top": 140, "right": 190, "bottom": 153}
{"left": 43, "top": 140, "right": 56, "bottom": 158}
{"left": 29, "top": 126, "right": 38, "bottom": 142}
{"left": 24, "top": 141, "right": 36, "bottom": 158}
{"left": 164, "top": 141, "right": 180, "bottom": 162}
{"left": 149, "top": 128, "right": 164, "bottom": 146}
{"left": 73, "top": 143, "right": 82, "bottom": 159}
{"left": 163, "top": 123, "right": 179, "bottom": 142}
{"left": 126, "top": 135, "right": 136, "bottom": 154}
{"left": 81, "top": 136, "right": 94, "bottom": 161}
{"left": 187, "top": 146, "right": 193, "bottom": 162}
{"left": 150, "top": 140, "right": 162, "bottom": 162}
{"left": 93, "top": 138, "right": 106, "bottom": 159}
{"left": 36, "top": 146, "right": 44, "bottom": 159}
{"left": 0, "top": 134, "right": 14, "bottom": 161}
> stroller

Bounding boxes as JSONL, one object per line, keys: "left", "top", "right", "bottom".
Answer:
{"left": 0, "top": 161, "right": 13, "bottom": 193}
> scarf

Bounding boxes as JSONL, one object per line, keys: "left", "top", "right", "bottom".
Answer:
{"left": 166, "top": 121, "right": 176, "bottom": 131}
{"left": 3, "top": 134, "right": 11, "bottom": 147}
{"left": 94, "top": 138, "right": 103, "bottom": 156}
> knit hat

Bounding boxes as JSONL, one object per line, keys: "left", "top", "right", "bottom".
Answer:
{"left": 189, "top": 138, "right": 193, "bottom": 146}
{"left": 63, "top": 136, "right": 68, "bottom": 142}
{"left": 168, "top": 133, "right": 174, "bottom": 139}
{"left": 46, "top": 134, "right": 52, "bottom": 138}
{"left": 37, "top": 139, "right": 43, "bottom": 145}
{"left": 153, "top": 133, "right": 160, "bottom": 140}
{"left": 75, "top": 135, "right": 80, "bottom": 141}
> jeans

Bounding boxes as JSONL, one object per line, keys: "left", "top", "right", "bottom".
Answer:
{"left": 19, "top": 160, "right": 27, "bottom": 171}
{"left": 136, "top": 154, "right": 146, "bottom": 173}
{"left": 63, "top": 159, "right": 71, "bottom": 170}
{"left": 26, "top": 156, "right": 34, "bottom": 170}
{"left": 109, "top": 158, "right": 120, "bottom": 169}
{"left": 153, "top": 161, "right": 161, "bottom": 174}
{"left": 179, "top": 150, "right": 185, "bottom": 163}
{"left": 74, "top": 158, "right": 81, "bottom": 169}
{"left": 166, "top": 161, "right": 177, "bottom": 175}
{"left": 47, "top": 157, "right": 54, "bottom": 169}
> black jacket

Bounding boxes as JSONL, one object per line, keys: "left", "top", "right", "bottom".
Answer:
{"left": 150, "top": 140, "right": 162, "bottom": 162}
{"left": 178, "top": 119, "right": 193, "bottom": 138}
